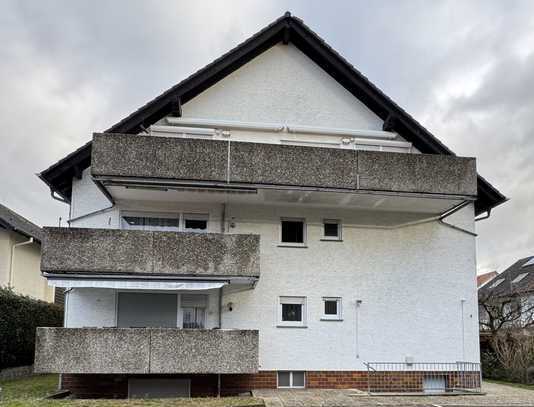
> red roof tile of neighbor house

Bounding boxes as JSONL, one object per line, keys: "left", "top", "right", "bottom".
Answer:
{"left": 477, "top": 271, "right": 498, "bottom": 287}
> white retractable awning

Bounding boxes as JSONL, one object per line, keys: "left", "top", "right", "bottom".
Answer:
{"left": 48, "top": 279, "right": 227, "bottom": 291}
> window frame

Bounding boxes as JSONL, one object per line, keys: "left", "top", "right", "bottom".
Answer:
{"left": 321, "top": 297, "right": 342, "bottom": 321}
{"left": 278, "top": 296, "right": 307, "bottom": 328}
{"left": 277, "top": 371, "right": 306, "bottom": 389}
{"left": 120, "top": 211, "right": 209, "bottom": 233}
{"left": 183, "top": 213, "right": 209, "bottom": 233}
{"left": 321, "top": 219, "right": 342, "bottom": 241}
{"left": 279, "top": 217, "right": 307, "bottom": 247}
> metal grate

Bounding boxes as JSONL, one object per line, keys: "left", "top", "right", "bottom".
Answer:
{"left": 365, "top": 362, "right": 482, "bottom": 395}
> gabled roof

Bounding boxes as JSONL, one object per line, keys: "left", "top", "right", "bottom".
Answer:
{"left": 479, "top": 256, "right": 534, "bottom": 298}
{"left": 0, "top": 203, "right": 43, "bottom": 242}
{"left": 477, "top": 271, "right": 498, "bottom": 288}
{"left": 38, "top": 12, "right": 506, "bottom": 215}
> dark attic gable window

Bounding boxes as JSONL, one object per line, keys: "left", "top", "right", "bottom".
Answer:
{"left": 281, "top": 219, "right": 305, "bottom": 244}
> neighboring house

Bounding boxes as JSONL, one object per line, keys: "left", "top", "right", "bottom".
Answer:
{"left": 478, "top": 256, "right": 534, "bottom": 333}
{"left": 33, "top": 13, "right": 506, "bottom": 398}
{"left": 0, "top": 203, "right": 54, "bottom": 302}
{"left": 477, "top": 271, "right": 498, "bottom": 288}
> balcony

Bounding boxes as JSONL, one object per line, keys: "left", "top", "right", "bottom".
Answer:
{"left": 41, "top": 228, "right": 260, "bottom": 278}
{"left": 91, "top": 132, "right": 477, "bottom": 197}
{"left": 34, "top": 328, "right": 259, "bottom": 374}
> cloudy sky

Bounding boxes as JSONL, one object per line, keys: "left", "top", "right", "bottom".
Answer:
{"left": 1, "top": 1, "right": 532, "bottom": 274}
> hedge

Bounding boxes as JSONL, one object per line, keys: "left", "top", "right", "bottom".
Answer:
{"left": 0, "top": 287, "right": 63, "bottom": 370}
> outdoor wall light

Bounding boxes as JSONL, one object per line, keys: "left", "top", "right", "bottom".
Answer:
{"left": 227, "top": 302, "right": 234, "bottom": 311}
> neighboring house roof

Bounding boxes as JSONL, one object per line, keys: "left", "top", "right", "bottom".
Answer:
{"left": 0, "top": 203, "right": 43, "bottom": 242}
{"left": 38, "top": 12, "right": 506, "bottom": 215}
{"left": 479, "top": 256, "right": 534, "bottom": 298}
{"left": 477, "top": 271, "right": 498, "bottom": 287}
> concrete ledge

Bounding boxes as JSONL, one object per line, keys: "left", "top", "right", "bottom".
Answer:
{"left": 91, "top": 133, "right": 477, "bottom": 197}
{"left": 357, "top": 151, "right": 477, "bottom": 196}
{"left": 41, "top": 228, "right": 260, "bottom": 277}
{"left": 150, "top": 329, "right": 259, "bottom": 374}
{"left": 34, "top": 328, "right": 259, "bottom": 374}
{"left": 34, "top": 328, "right": 150, "bottom": 374}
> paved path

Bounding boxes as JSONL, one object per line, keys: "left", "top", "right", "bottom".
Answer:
{"left": 253, "top": 382, "right": 534, "bottom": 407}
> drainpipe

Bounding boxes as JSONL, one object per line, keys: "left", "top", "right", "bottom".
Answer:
{"left": 9, "top": 237, "right": 34, "bottom": 287}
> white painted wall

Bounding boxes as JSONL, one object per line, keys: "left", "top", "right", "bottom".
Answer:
{"left": 181, "top": 44, "right": 383, "bottom": 131}
{"left": 221, "top": 203, "right": 478, "bottom": 370}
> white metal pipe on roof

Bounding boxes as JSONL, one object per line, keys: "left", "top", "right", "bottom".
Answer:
{"left": 166, "top": 117, "right": 284, "bottom": 132}
{"left": 286, "top": 125, "right": 397, "bottom": 140}
{"left": 165, "top": 117, "right": 398, "bottom": 140}
{"left": 150, "top": 125, "right": 217, "bottom": 136}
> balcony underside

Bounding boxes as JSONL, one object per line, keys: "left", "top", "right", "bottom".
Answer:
{"left": 34, "top": 328, "right": 259, "bottom": 374}
{"left": 41, "top": 228, "right": 260, "bottom": 277}
{"left": 91, "top": 133, "right": 477, "bottom": 199}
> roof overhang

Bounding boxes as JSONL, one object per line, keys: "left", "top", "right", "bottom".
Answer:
{"left": 38, "top": 12, "right": 506, "bottom": 215}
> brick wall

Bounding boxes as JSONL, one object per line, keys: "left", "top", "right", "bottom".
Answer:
{"left": 61, "top": 370, "right": 480, "bottom": 398}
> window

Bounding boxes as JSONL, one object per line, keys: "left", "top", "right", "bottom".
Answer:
{"left": 489, "top": 278, "right": 505, "bottom": 289}
{"left": 183, "top": 214, "right": 208, "bottom": 233}
{"left": 121, "top": 214, "right": 179, "bottom": 232}
{"left": 121, "top": 212, "right": 208, "bottom": 233}
{"left": 522, "top": 257, "right": 534, "bottom": 268}
{"left": 181, "top": 294, "right": 207, "bottom": 329}
{"left": 277, "top": 371, "right": 305, "bottom": 388}
{"left": 117, "top": 293, "right": 178, "bottom": 328}
{"left": 322, "top": 219, "right": 341, "bottom": 240}
{"left": 280, "top": 218, "right": 306, "bottom": 245}
{"left": 512, "top": 273, "right": 528, "bottom": 283}
{"left": 278, "top": 296, "right": 306, "bottom": 327}
{"left": 322, "top": 297, "right": 342, "bottom": 320}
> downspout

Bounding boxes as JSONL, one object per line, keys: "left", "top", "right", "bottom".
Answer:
{"left": 9, "top": 237, "right": 34, "bottom": 287}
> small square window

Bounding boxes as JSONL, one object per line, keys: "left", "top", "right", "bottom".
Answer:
{"left": 278, "top": 296, "right": 306, "bottom": 327}
{"left": 278, "top": 371, "right": 305, "bottom": 388}
{"left": 321, "top": 297, "right": 342, "bottom": 320}
{"left": 280, "top": 219, "right": 306, "bottom": 245}
{"left": 183, "top": 214, "right": 208, "bottom": 232}
{"left": 322, "top": 219, "right": 341, "bottom": 240}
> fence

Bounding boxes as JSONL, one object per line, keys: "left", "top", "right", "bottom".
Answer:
{"left": 365, "top": 362, "right": 482, "bottom": 394}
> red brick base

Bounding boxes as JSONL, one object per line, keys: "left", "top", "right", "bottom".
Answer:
{"left": 61, "top": 370, "right": 480, "bottom": 398}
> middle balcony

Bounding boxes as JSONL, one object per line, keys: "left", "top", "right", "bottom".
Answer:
{"left": 41, "top": 227, "right": 260, "bottom": 279}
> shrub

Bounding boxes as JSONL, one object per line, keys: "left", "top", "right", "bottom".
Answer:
{"left": 0, "top": 287, "right": 63, "bottom": 369}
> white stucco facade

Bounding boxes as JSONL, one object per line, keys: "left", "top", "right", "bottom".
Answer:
{"left": 59, "top": 41, "right": 480, "bottom": 374}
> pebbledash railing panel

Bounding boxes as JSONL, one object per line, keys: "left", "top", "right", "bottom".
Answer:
{"left": 365, "top": 362, "right": 482, "bottom": 394}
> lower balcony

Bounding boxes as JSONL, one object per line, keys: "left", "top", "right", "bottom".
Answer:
{"left": 34, "top": 327, "right": 259, "bottom": 374}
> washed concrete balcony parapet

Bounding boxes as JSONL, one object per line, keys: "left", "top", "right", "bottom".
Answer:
{"left": 41, "top": 227, "right": 260, "bottom": 277}
{"left": 34, "top": 327, "right": 259, "bottom": 374}
{"left": 91, "top": 133, "right": 477, "bottom": 197}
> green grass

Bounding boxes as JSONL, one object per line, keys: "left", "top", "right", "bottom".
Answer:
{"left": 0, "top": 374, "right": 264, "bottom": 407}
{"left": 485, "top": 379, "right": 534, "bottom": 391}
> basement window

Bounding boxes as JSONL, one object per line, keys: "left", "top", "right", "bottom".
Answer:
{"left": 278, "top": 371, "right": 305, "bottom": 388}
{"left": 278, "top": 296, "right": 306, "bottom": 327}
{"left": 321, "top": 297, "right": 342, "bottom": 320}
{"left": 280, "top": 218, "right": 306, "bottom": 246}
{"left": 322, "top": 219, "right": 342, "bottom": 241}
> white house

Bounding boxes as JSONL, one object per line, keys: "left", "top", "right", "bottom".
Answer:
{"left": 34, "top": 13, "right": 505, "bottom": 398}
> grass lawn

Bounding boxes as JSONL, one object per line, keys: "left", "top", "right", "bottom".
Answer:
{"left": 0, "top": 374, "right": 264, "bottom": 407}
{"left": 485, "top": 379, "right": 534, "bottom": 391}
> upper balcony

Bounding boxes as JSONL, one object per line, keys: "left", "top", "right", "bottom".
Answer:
{"left": 91, "top": 132, "right": 477, "bottom": 198}
{"left": 41, "top": 227, "right": 260, "bottom": 278}
{"left": 34, "top": 327, "right": 259, "bottom": 374}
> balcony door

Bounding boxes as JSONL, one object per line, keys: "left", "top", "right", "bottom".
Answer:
{"left": 117, "top": 292, "right": 177, "bottom": 328}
